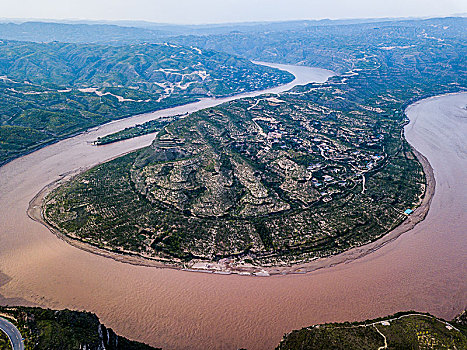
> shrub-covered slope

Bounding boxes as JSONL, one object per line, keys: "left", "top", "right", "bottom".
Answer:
{"left": 276, "top": 311, "right": 467, "bottom": 350}
{"left": 0, "top": 40, "right": 292, "bottom": 165}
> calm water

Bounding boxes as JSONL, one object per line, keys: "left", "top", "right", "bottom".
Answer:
{"left": 0, "top": 63, "right": 465, "bottom": 349}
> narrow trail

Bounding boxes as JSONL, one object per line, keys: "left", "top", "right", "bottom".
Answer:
{"left": 361, "top": 173, "right": 366, "bottom": 194}
{"left": 374, "top": 324, "right": 387, "bottom": 350}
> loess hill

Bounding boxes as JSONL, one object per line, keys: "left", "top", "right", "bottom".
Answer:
{"left": 0, "top": 40, "right": 292, "bottom": 165}
{"left": 42, "top": 18, "right": 466, "bottom": 267}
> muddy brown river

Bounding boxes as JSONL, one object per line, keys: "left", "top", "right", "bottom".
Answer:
{"left": 0, "top": 62, "right": 465, "bottom": 349}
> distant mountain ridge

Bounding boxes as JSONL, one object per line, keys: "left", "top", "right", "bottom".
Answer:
{"left": 0, "top": 21, "right": 167, "bottom": 44}
{"left": 173, "top": 16, "right": 467, "bottom": 73}
{"left": 0, "top": 16, "right": 464, "bottom": 44}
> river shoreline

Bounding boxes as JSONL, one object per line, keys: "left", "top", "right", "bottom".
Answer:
{"left": 27, "top": 96, "right": 436, "bottom": 277}
{"left": 1, "top": 61, "right": 465, "bottom": 349}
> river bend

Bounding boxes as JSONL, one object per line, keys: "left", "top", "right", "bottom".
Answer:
{"left": 0, "top": 63, "right": 465, "bottom": 349}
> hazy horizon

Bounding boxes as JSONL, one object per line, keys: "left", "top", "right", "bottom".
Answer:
{"left": 1, "top": 14, "right": 466, "bottom": 27}
{"left": 2, "top": 0, "right": 466, "bottom": 25}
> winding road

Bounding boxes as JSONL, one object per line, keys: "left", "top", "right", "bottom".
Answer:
{"left": 0, "top": 61, "right": 465, "bottom": 349}
{"left": 0, "top": 317, "right": 24, "bottom": 350}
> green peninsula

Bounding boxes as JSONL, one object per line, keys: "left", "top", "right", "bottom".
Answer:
{"left": 41, "top": 17, "right": 466, "bottom": 268}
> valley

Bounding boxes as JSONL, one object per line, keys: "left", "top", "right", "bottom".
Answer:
{"left": 0, "top": 16, "right": 465, "bottom": 350}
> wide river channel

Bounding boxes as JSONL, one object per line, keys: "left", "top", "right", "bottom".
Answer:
{"left": 0, "top": 63, "right": 465, "bottom": 350}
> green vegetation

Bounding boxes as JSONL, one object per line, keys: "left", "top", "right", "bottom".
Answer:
{"left": 0, "top": 329, "right": 12, "bottom": 350}
{"left": 0, "top": 306, "right": 160, "bottom": 350}
{"left": 276, "top": 311, "right": 467, "bottom": 350}
{"left": 43, "top": 16, "right": 466, "bottom": 267}
{"left": 0, "top": 40, "right": 292, "bottom": 95}
{"left": 0, "top": 40, "right": 292, "bottom": 164}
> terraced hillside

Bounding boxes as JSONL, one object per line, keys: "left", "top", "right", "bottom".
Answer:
{"left": 276, "top": 311, "right": 467, "bottom": 350}
{"left": 0, "top": 40, "right": 292, "bottom": 164}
